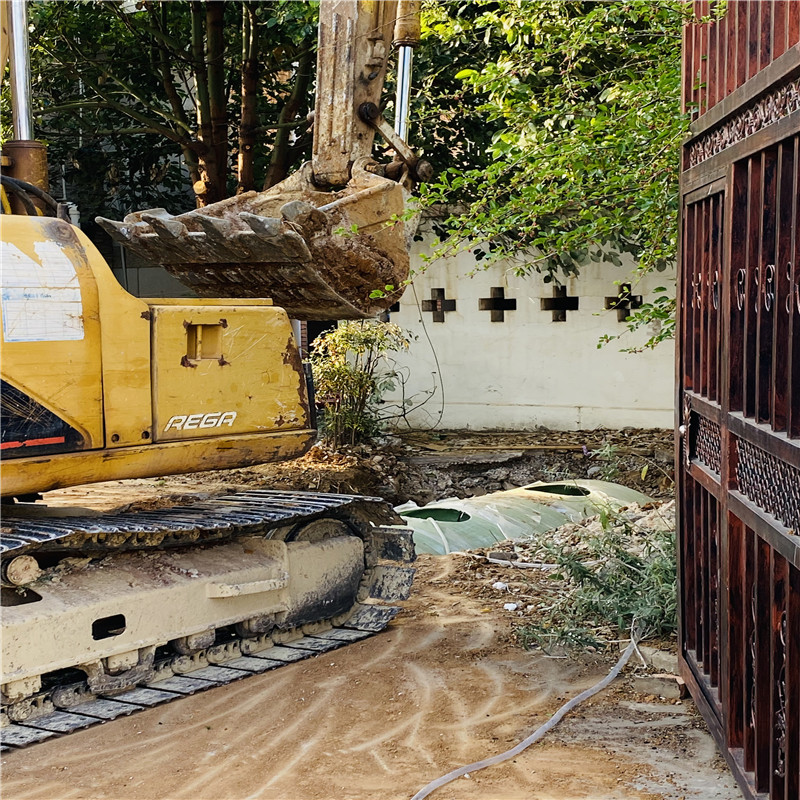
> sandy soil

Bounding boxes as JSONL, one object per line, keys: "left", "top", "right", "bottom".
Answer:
{"left": 1, "top": 556, "right": 739, "bottom": 800}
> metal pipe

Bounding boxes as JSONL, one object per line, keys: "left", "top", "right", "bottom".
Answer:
{"left": 394, "top": 45, "right": 413, "bottom": 141}
{"left": 8, "top": 0, "right": 34, "bottom": 141}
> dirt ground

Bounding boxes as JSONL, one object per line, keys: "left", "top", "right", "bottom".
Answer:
{"left": 40, "top": 428, "right": 675, "bottom": 514}
{"left": 1, "top": 429, "right": 742, "bottom": 800}
{"left": 2, "top": 555, "right": 739, "bottom": 800}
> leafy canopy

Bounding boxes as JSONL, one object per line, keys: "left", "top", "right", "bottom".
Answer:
{"left": 3, "top": 0, "right": 319, "bottom": 219}
{"left": 416, "top": 0, "right": 690, "bottom": 347}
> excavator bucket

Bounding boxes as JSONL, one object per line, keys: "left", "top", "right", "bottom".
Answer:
{"left": 97, "top": 161, "right": 409, "bottom": 320}
{"left": 96, "top": 1, "right": 422, "bottom": 320}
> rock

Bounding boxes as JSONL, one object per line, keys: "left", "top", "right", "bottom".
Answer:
{"left": 632, "top": 674, "right": 684, "bottom": 700}
{"left": 639, "top": 645, "right": 679, "bottom": 673}
{"left": 487, "top": 551, "right": 517, "bottom": 562}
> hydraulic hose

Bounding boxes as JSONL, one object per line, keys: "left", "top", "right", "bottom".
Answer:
{"left": 0, "top": 176, "right": 59, "bottom": 214}
{"left": 410, "top": 635, "right": 639, "bottom": 800}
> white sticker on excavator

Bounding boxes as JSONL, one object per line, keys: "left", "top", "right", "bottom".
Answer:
{"left": 1, "top": 241, "right": 84, "bottom": 342}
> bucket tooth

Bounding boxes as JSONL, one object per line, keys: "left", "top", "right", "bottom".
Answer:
{"left": 239, "top": 213, "right": 312, "bottom": 263}
{"left": 239, "top": 213, "right": 282, "bottom": 240}
{"left": 185, "top": 212, "right": 235, "bottom": 241}
{"left": 95, "top": 217, "right": 134, "bottom": 244}
{"left": 139, "top": 214, "right": 209, "bottom": 263}
{"left": 182, "top": 213, "right": 247, "bottom": 260}
{"left": 141, "top": 213, "right": 187, "bottom": 240}
{"left": 124, "top": 207, "right": 171, "bottom": 224}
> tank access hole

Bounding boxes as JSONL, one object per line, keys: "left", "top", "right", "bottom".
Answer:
{"left": 92, "top": 614, "right": 126, "bottom": 640}
{"left": 526, "top": 484, "right": 591, "bottom": 496}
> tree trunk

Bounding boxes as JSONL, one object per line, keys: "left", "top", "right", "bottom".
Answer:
{"left": 237, "top": 3, "right": 258, "bottom": 193}
{"left": 263, "top": 47, "right": 313, "bottom": 190}
{"left": 189, "top": 1, "right": 227, "bottom": 206}
{"left": 205, "top": 1, "right": 228, "bottom": 202}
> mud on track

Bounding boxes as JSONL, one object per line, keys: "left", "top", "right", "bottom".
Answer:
{"left": 2, "top": 556, "right": 738, "bottom": 800}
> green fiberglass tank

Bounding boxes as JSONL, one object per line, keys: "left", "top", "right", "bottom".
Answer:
{"left": 397, "top": 480, "right": 652, "bottom": 555}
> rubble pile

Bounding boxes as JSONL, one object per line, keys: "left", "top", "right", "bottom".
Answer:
{"left": 450, "top": 500, "right": 677, "bottom": 650}
{"left": 216, "top": 428, "right": 674, "bottom": 506}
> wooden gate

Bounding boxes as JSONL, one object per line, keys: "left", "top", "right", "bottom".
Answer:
{"left": 678, "top": 4, "right": 800, "bottom": 799}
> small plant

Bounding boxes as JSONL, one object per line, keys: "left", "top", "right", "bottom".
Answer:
{"left": 591, "top": 441, "right": 621, "bottom": 482}
{"left": 517, "top": 504, "right": 677, "bottom": 651}
{"left": 308, "top": 320, "right": 409, "bottom": 449}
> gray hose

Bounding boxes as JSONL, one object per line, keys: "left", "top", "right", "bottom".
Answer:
{"left": 410, "top": 636, "right": 638, "bottom": 800}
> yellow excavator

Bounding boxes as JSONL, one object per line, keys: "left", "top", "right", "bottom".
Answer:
{"left": 1, "top": 0, "right": 421, "bottom": 744}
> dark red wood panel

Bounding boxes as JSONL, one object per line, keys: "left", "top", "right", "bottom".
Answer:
{"left": 682, "top": 1, "right": 800, "bottom": 118}
{"left": 680, "top": 5, "right": 800, "bottom": 800}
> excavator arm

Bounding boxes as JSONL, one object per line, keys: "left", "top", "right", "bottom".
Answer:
{"left": 96, "top": 0, "right": 426, "bottom": 321}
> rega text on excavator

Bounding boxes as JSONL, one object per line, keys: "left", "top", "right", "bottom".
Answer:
{"left": 1, "top": 0, "right": 421, "bottom": 744}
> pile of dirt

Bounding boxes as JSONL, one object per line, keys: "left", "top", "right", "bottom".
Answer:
{"left": 449, "top": 501, "right": 677, "bottom": 651}
{"left": 392, "top": 428, "right": 674, "bottom": 504}
{"left": 194, "top": 427, "right": 674, "bottom": 508}
{"left": 42, "top": 427, "right": 673, "bottom": 515}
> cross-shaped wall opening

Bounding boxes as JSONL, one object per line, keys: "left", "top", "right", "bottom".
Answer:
{"left": 604, "top": 283, "right": 643, "bottom": 322}
{"left": 421, "top": 288, "right": 456, "bottom": 322}
{"left": 540, "top": 285, "right": 579, "bottom": 322}
{"left": 478, "top": 287, "right": 517, "bottom": 322}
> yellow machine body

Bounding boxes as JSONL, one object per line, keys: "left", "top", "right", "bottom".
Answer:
{"left": 0, "top": 215, "right": 314, "bottom": 497}
{"left": 0, "top": 1, "right": 419, "bottom": 734}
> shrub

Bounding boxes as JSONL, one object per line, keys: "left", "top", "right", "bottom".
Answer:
{"left": 309, "top": 320, "right": 409, "bottom": 449}
{"left": 517, "top": 504, "right": 677, "bottom": 651}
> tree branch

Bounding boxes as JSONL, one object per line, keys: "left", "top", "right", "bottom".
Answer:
{"left": 151, "top": 3, "right": 194, "bottom": 137}
{"left": 54, "top": 34, "right": 193, "bottom": 135}
{"left": 109, "top": 1, "right": 192, "bottom": 58}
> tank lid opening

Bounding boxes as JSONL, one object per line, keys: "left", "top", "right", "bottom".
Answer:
{"left": 401, "top": 508, "right": 471, "bottom": 522}
{"left": 525, "top": 484, "right": 591, "bottom": 497}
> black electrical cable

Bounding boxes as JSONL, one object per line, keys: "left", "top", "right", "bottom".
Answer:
{"left": 0, "top": 178, "right": 38, "bottom": 216}
{"left": 0, "top": 175, "right": 59, "bottom": 214}
{"left": 410, "top": 281, "right": 445, "bottom": 430}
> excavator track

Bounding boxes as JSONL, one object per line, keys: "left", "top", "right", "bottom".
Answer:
{"left": 1, "top": 491, "right": 416, "bottom": 749}
{"left": 0, "top": 620, "right": 391, "bottom": 751}
{"left": 0, "top": 490, "right": 398, "bottom": 557}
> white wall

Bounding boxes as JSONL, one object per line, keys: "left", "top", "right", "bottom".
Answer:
{"left": 385, "top": 224, "right": 675, "bottom": 431}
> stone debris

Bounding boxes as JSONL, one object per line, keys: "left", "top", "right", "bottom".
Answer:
{"left": 447, "top": 499, "right": 676, "bottom": 652}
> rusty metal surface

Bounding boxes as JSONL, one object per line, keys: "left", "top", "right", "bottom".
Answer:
{"left": 97, "top": 162, "right": 409, "bottom": 320}
{"left": 678, "top": 6, "right": 800, "bottom": 800}
{"left": 312, "top": 0, "right": 399, "bottom": 186}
